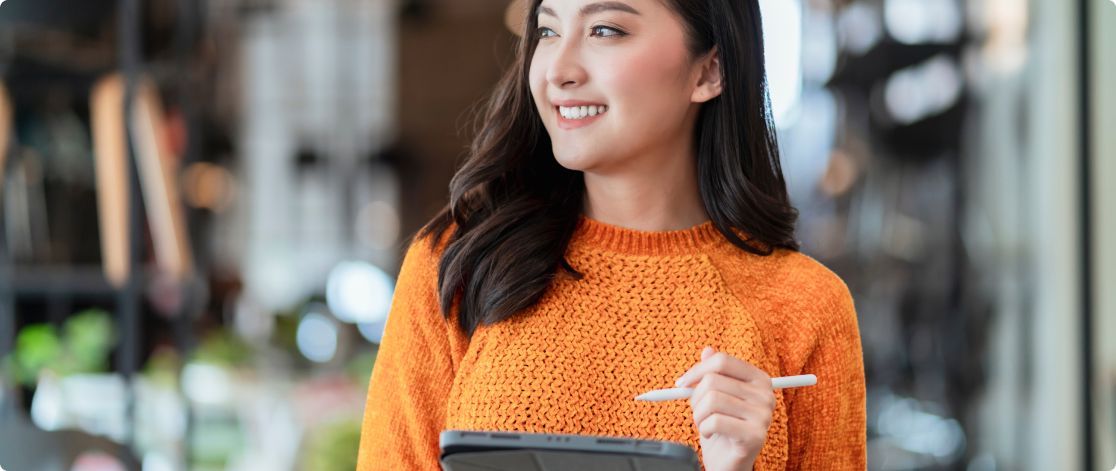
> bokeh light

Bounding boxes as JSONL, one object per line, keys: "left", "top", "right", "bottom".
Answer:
{"left": 325, "top": 261, "right": 394, "bottom": 325}
{"left": 296, "top": 311, "right": 339, "bottom": 364}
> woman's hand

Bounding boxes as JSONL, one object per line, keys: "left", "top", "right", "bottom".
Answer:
{"left": 674, "top": 346, "right": 775, "bottom": 471}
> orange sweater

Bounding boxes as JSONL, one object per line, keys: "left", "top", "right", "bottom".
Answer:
{"left": 357, "top": 215, "right": 866, "bottom": 470}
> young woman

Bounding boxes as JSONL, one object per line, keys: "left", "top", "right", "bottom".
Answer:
{"left": 356, "top": 0, "right": 866, "bottom": 469}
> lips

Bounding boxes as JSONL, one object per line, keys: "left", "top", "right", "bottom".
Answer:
{"left": 551, "top": 99, "right": 606, "bottom": 107}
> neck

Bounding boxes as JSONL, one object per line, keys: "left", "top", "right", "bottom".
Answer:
{"left": 581, "top": 151, "right": 709, "bottom": 232}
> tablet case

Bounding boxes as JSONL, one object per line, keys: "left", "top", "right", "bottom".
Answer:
{"left": 440, "top": 430, "right": 700, "bottom": 471}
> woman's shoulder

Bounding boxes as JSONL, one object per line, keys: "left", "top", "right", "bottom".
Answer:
{"left": 395, "top": 219, "right": 457, "bottom": 287}
{"left": 772, "top": 249, "right": 850, "bottom": 297}
{"left": 715, "top": 242, "right": 849, "bottom": 293}
{"left": 712, "top": 245, "right": 856, "bottom": 332}
{"left": 782, "top": 250, "right": 854, "bottom": 311}
{"left": 403, "top": 215, "right": 458, "bottom": 261}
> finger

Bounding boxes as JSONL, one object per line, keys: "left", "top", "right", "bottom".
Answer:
{"left": 676, "top": 350, "right": 770, "bottom": 388}
{"left": 690, "top": 373, "right": 748, "bottom": 404}
{"left": 691, "top": 389, "right": 753, "bottom": 426}
{"left": 697, "top": 412, "right": 765, "bottom": 443}
{"left": 677, "top": 349, "right": 768, "bottom": 386}
{"left": 689, "top": 375, "right": 774, "bottom": 428}
{"left": 701, "top": 345, "right": 714, "bottom": 360}
{"left": 690, "top": 373, "right": 776, "bottom": 411}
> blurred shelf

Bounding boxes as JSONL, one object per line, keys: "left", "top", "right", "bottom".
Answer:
{"left": 4, "top": 266, "right": 120, "bottom": 297}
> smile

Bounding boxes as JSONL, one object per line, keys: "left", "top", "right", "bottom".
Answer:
{"left": 555, "top": 105, "right": 608, "bottom": 130}
{"left": 558, "top": 105, "right": 608, "bottom": 120}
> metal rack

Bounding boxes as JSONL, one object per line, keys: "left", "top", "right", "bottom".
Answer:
{"left": 0, "top": 0, "right": 203, "bottom": 465}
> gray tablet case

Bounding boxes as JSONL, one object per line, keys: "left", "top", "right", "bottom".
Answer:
{"left": 439, "top": 430, "right": 700, "bottom": 471}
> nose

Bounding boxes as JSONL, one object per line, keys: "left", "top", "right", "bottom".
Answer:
{"left": 545, "top": 37, "right": 588, "bottom": 89}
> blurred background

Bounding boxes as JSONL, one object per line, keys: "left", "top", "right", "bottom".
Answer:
{"left": 0, "top": 0, "right": 1112, "bottom": 470}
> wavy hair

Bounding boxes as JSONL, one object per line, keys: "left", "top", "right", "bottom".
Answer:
{"left": 420, "top": 0, "right": 799, "bottom": 338}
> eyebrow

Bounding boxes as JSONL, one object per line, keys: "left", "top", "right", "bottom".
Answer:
{"left": 537, "top": 1, "right": 642, "bottom": 19}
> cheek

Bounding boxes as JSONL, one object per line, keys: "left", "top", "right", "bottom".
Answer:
{"left": 528, "top": 53, "right": 548, "bottom": 110}
{"left": 598, "top": 48, "right": 693, "bottom": 116}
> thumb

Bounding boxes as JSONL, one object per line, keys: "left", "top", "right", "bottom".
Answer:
{"left": 701, "top": 346, "right": 714, "bottom": 359}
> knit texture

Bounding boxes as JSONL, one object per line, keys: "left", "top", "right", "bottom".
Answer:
{"left": 357, "top": 215, "right": 866, "bottom": 470}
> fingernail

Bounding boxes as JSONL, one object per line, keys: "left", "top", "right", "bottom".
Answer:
{"left": 674, "top": 375, "right": 685, "bottom": 387}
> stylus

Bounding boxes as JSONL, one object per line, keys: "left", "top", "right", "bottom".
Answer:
{"left": 633, "top": 374, "right": 817, "bottom": 401}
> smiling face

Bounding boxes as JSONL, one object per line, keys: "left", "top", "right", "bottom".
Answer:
{"left": 528, "top": 0, "right": 721, "bottom": 176}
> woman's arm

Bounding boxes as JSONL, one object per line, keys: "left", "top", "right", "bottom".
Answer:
{"left": 784, "top": 281, "right": 867, "bottom": 469}
{"left": 356, "top": 234, "right": 464, "bottom": 470}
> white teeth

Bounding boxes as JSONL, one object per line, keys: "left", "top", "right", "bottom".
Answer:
{"left": 559, "top": 105, "right": 608, "bottom": 120}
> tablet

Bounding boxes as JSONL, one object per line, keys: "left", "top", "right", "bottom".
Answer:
{"left": 439, "top": 430, "right": 700, "bottom": 471}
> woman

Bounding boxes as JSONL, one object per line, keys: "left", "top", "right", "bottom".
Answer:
{"left": 357, "top": 0, "right": 866, "bottom": 469}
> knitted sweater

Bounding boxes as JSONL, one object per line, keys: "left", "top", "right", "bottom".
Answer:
{"left": 356, "top": 215, "right": 867, "bottom": 470}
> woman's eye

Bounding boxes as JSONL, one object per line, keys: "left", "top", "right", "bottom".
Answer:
{"left": 590, "top": 25, "right": 625, "bottom": 38}
{"left": 537, "top": 27, "right": 557, "bottom": 39}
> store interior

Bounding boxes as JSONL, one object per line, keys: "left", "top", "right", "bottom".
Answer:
{"left": 0, "top": 0, "right": 1113, "bottom": 470}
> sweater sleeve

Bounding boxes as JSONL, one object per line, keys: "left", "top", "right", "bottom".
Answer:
{"left": 784, "top": 279, "right": 867, "bottom": 470}
{"left": 357, "top": 233, "right": 464, "bottom": 470}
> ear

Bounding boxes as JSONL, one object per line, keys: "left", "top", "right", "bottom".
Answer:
{"left": 691, "top": 47, "right": 723, "bottom": 103}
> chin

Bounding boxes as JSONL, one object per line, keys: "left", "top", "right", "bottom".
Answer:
{"left": 552, "top": 149, "right": 606, "bottom": 173}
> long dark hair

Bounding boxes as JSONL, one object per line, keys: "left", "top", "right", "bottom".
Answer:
{"left": 420, "top": 0, "right": 799, "bottom": 338}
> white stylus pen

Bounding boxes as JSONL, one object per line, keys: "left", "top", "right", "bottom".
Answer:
{"left": 633, "top": 374, "right": 817, "bottom": 401}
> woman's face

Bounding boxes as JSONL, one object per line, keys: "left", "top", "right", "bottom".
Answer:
{"left": 529, "top": 0, "right": 718, "bottom": 175}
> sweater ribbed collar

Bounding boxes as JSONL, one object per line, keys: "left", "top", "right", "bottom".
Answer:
{"left": 569, "top": 214, "right": 725, "bottom": 256}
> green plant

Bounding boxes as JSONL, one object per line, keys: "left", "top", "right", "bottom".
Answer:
{"left": 191, "top": 328, "right": 252, "bottom": 367}
{"left": 3, "top": 309, "right": 115, "bottom": 387}
{"left": 300, "top": 419, "right": 361, "bottom": 471}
